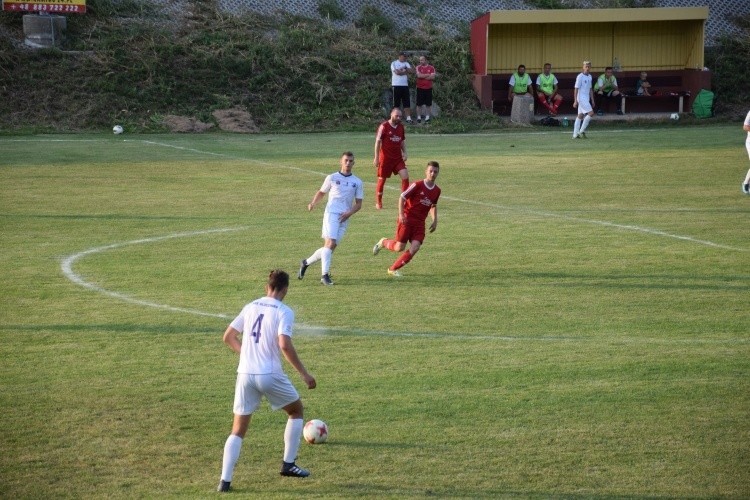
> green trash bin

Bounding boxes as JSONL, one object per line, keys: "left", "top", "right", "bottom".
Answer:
{"left": 692, "top": 89, "right": 714, "bottom": 118}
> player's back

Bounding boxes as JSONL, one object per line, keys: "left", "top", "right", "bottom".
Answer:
{"left": 236, "top": 298, "right": 293, "bottom": 375}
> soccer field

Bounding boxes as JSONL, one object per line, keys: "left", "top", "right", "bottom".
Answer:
{"left": 1, "top": 126, "right": 748, "bottom": 498}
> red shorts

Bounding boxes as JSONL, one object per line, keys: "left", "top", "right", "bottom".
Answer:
{"left": 377, "top": 156, "right": 406, "bottom": 179}
{"left": 395, "top": 221, "right": 425, "bottom": 245}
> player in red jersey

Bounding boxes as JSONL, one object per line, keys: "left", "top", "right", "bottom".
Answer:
{"left": 373, "top": 107, "right": 409, "bottom": 210}
{"left": 372, "top": 161, "right": 440, "bottom": 276}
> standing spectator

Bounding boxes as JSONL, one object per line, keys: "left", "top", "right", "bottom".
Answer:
{"left": 594, "top": 66, "right": 623, "bottom": 115}
{"left": 508, "top": 64, "right": 533, "bottom": 102}
{"left": 372, "top": 161, "right": 441, "bottom": 277}
{"left": 415, "top": 54, "right": 436, "bottom": 124}
{"left": 636, "top": 71, "right": 652, "bottom": 96}
{"left": 298, "top": 152, "right": 363, "bottom": 286}
{"left": 742, "top": 110, "right": 750, "bottom": 195}
{"left": 373, "top": 107, "right": 409, "bottom": 210}
{"left": 573, "top": 60, "right": 595, "bottom": 139}
{"left": 391, "top": 51, "right": 414, "bottom": 124}
{"left": 535, "top": 63, "right": 563, "bottom": 116}
{"left": 217, "top": 270, "right": 317, "bottom": 493}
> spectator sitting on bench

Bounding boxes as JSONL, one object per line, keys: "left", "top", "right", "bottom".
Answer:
{"left": 508, "top": 64, "right": 533, "bottom": 102}
{"left": 594, "top": 67, "right": 623, "bottom": 115}
{"left": 535, "top": 63, "right": 562, "bottom": 116}
{"left": 636, "top": 71, "right": 653, "bottom": 96}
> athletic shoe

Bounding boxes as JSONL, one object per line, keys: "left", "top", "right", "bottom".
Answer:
{"left": 321, "top": 274, "right": 334, "bottom": 286}
{"left": 387, "top": 268, "right": 402, "bottom": 277}
{"left": 743, "top": 183, "right": 750, "bottom": 194}
{"left": 373, "top": 237, "right": 385, "bottom": 255}
{"left": 280, "top": 462, "right": 310, "bottom": 478}
{"left": 572, "top": 134, "right": 579, "bottom": 139}
{"left": 375, "top": 201, "right": 382, "bottom": 210}
{"left": 406, "top": 118, "right": 413, "bottom": 124}
{"left": 579, "top": 132, "right": 587, "bottom": 139}
{"left": 217, "top": 480, "right": 231, "bottom": 492}
{"left": 297, "top": 259, "right": 308, "bottom": 280}
{"left": 416, "top": 117, "right": 421, "bottom": 123}
{"left": 424, "top": 116, "right": 431, "bottom": 123}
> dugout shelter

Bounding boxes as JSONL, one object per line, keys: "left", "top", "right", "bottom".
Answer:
{"left": 470, "top": 7, "right": 712, "bottom": 116}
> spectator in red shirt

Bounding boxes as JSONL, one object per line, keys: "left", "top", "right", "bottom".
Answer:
{"left": 373, "top": 107, "right": 409, "bottom": 210}
{"left": 372, "top": 161, "right": 441, "bottom": 277}
{"left": 415, "top": 55, "right": 436, "bottom": 124}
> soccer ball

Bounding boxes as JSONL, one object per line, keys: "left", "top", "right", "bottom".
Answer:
{"left": 670, "top": 113, "right": 679, "bottom": 121}
{"left": 113, "top": 125, "right": 124, "bottom": 134}
{"left": 303, "top": 419, "right": 328, "bottom": 444}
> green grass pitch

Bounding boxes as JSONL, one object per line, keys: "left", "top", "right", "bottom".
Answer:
{"left": 1, "top": 125, "right": 748, "bottom": 498}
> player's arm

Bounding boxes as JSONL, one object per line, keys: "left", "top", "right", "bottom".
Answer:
{"left": 308, "top": 190, "right": 326, "bottom": 211}
{"left": 428, "top": 205, "right": 438, "bottom": 233}
{"left": 573, "top": 87, "right": 579, "bottom": 107}
{"left": 374, "top": 128, "right": 383, "bottom": 166}
{"left": 401, "top": 139, "right": 407, "bottom": 161}
{"left": 744, "top": 122, "right": 750, "bottom": 132}
{"left": 223, "top": 325, "right": 242, "bottom": 354}
{"left": 279, "top": 334, "right": 316, "bottom": 389}
{"left": 398, "top": 191, "right": 408, "bottom": 224}
{"left": 339, "top": 198, "right": 362, "bottom": 222}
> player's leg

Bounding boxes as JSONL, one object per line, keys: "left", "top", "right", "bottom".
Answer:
{"left": 552, "top": 93, "right": 562, "bottom": 114}
{"left": 397, "top": 165, "right": 409, "bottom": 191}
{"left": 424, "top": 89, "right": 433, "bottom": 122}
{"left": 389, "top": 240, "right": 422, "bottom": 273}
{"left": 219, "top": 375, "right": 261, "bottom": 492}
{"left": 743, "top": 142, "right": 750, "bottom": 194}
{"left": 573, "top": 114, "right": 582, "bottom": 137}
{"left": 266, "top": 375, "right": 309, "bottom": 478}
{"left": 401, "top": 87, "right": 413, "bottom": 123}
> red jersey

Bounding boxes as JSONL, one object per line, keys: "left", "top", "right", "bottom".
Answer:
{"left": 376, "top": 121, "right": 405, "bottom": 162}
{"left": 416, "top": 64, "right": 435, "bottom": 90}
{"left": 402, "top": 180, "right": 440, "bottom": 224}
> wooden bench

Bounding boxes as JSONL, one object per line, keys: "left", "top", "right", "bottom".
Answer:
{"left": 490, "top": 70, "right": 695, "bottom": 116}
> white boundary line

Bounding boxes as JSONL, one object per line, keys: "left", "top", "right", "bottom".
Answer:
{"left": 136, "top": 138, "right": 746, "bottom": 252}
{"left": 53, "top": 136, "right": 747, "bottom": 341}
{"left": 59, "top": 229, "right": 748, "bottom": 344}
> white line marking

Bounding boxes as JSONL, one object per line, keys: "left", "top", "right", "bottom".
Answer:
{"left": 61, "top": 228, "right": 245, "bottom": 319}
{"left": 135, "top": 138, "right": 745, "bottom": 252}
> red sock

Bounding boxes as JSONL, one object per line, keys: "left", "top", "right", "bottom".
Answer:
{"left": 390, "top": 250, "right": 413, "bottom": 271}
{"left": 383, "top": 239, "right": 397, "bottom": 251}
{"left": 376, "top": 178, "right": 386, "bottom": 203}
{"left": 401, "top": 177, "right": 409, "bottom": 192}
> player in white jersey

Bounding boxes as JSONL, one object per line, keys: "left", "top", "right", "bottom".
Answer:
{"left": 573, "top": 61, "right": 595, "bottom": 139}
{"left": 742, "top": 110, "right": 750, "bottom": 194}
{"left": 217, "top": 270, "right": 317, "bottom": 493}
{"left": 298, "top": 151, "right": 364, "bottom": 285}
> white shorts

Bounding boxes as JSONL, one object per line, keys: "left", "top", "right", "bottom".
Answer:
{"left": 233, "top": 372, "right": 300, "bottom": 415}
{"left": 321, "top": 211, "right": 349, "bottom": 241}
{"left": 577, "top": 98, "right": 593, "bottom": 114}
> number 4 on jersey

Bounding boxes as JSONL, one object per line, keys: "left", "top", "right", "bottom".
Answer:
{"left": 251, "top": 314, "right": 264, "bottom": 343}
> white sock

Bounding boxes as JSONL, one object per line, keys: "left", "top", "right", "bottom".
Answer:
{"left": 221, "top": 434, "right": 243, "bottom": 482}
{"left": 321, "top": 247, "right": 333, "bottom": 275}
{"left": 305, "top": 247, "right": 323, "bottom": 265}
{"left": 573, "top": 118, "right": 582, "bottom": 136}
{"left": 283, "top": 418, "right": 304, "bottom": 463}
{"left": 744, "top": 168, "right": 750, "bottom": 184}
{"left": 581, "top": 115, "right": 591, "bottom": 132}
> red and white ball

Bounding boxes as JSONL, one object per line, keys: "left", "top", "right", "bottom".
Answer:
{"left": 303, "top": 419, "right": 328, "bottom": 444}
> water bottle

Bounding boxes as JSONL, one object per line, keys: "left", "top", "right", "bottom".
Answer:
{"left": 562, "top": 117, "right": 569, "bottom": 127}
{"left": 613, "top": 57, "right": 621, "bottom": 72}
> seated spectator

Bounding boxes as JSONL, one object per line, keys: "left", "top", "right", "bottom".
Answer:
{"left": 508, "top": 64, "right": 532, "bottom": 102}
{"left": 535, "top": 63, "right": 563, "bottom": 116}
{"left": 594, "top": 66, "right": 622, "bottom": 115}
{"left": 636, "top": 71, "right": 652, "bottom": 96}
